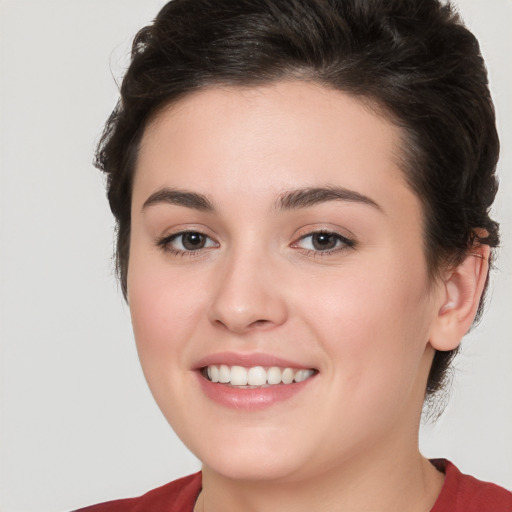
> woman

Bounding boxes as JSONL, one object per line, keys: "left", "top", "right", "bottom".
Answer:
{"left": 77, "top": 0, "right": 512, "bottom": 510}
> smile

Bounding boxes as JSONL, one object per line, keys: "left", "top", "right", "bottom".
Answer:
{"left": 195, "top": 353, "right": 319, "bottom": 409}
{"left": 203, "top": 365, "right": 316, "bottom": 387}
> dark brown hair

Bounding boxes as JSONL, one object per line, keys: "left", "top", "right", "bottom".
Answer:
{"left": 95, "top": 0, "right": 500, "bottom": 398}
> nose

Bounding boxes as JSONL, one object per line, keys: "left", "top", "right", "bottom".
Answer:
{"left": 208, "top": 248, "right": 288, "bottom": 334}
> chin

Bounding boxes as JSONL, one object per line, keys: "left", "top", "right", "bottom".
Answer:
{"left": 180, "top": 423, "right": 317, "bottom": 482}
{"left": 201, "top": 450, "right": 310, "bottom": 482}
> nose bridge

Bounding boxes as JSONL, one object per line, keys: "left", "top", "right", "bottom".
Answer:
{"left": 209, "top": 238, "right": 288, "bottom": 333}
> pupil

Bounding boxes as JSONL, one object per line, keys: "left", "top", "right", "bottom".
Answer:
{"left": 183, "top": 232, "right": 205, "bottom": 250}
{"left": 312, "top": 233, "right": 336, "bottom": 250}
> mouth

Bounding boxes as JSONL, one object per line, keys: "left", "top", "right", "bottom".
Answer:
{"left": 200, "top": 365, "right": 318, "bottom": 388}
{"left": 194, "top": 352, "right": 319, "bottom": 409}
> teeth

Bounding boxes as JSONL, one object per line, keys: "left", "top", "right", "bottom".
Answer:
{"left": 282, "top": 368, "right": 295, "bottom": 384}
{"left": 294, "top": 369, "right": 311, "bottom": 383}
{"left": 207, "top": 365, "right": 219, "bottom": 383}
{"left": 247, "top": 366, "right": 267, "bottom": 386}
{"left": 267, "top": 366, "right": 282, "bottom": 385}
{"left": 230, "top": 366, "right": 248, "bottom": 386}
{"left": 204, "top": 365, "right": 315, "bottom": 387}
{"left": 218, "top": 364, "right": 230, "bottom": 383}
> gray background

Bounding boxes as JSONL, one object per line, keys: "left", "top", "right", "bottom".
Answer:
{"left": 1, "top": 1, "right": 511, "bottom": 510}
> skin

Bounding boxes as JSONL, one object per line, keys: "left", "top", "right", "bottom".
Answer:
{"left": 128, "top": 81, "right": 488, "bottom": 511}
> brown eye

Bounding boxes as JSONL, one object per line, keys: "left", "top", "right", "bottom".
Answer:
{"left": 159, "top": 231, "right": 218, "bottom": 253}
{"left": 294, "top": 230, "right": 354, "bottom": 253}
{"left": 311, "top": 232, "right": 338, "bottom": 250}
{"left": 181, "top": 232, "right": 207, "bottom": 250}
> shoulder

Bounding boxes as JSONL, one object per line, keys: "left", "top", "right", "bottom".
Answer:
{"left": 431, "top": 459, "right": 512, "bottom": 512}
{"left": 73, "top": 472, "right": 202, "bottom": 512}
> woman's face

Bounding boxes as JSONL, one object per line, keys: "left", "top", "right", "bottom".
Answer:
{"left": 128, "top": 81, "right": 444, "bottom": 481}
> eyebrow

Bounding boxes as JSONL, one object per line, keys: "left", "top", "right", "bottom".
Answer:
{"left": 277, "top": 186, "right": 382, "bottom": 212}
{"left": 141, "top": 186, "right": 382, "bottom": 213}
{"left": 142, "top": 188, "right": 215, "bottom": 212}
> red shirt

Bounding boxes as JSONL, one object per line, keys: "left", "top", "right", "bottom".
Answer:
{"left": 74, "top": 472, "right": 201, "bottom": 512}
{"left": 75, "top": 460, "right": 512, "bottom": 511}
{"left": 430, "top": 459, "right": 512, "bottom": 512}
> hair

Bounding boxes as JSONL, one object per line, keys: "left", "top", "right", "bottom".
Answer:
{"left": 95, "top": 0, "right": 499, "bottom": 398}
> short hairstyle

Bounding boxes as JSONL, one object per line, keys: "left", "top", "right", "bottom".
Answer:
{"left": 95, "top": 0, "right": 500, "bottom": 398}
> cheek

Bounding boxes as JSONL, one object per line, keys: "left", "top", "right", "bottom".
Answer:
{"left": 127, "top": 249, "right": 208, "bottom": 368}
{"left": 299, "top": 253, "right": 435, "bottom": 391}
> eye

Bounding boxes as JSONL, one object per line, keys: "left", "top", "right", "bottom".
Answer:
{"left": 158, "top": 231, "right": 218, "bottom": 254}
{"left": 294, "top": 231, "right": 354, "bottom": 253}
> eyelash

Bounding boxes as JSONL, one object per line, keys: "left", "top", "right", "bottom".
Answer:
{"left": 156, "top": 230, "right": 355, "bottom": 258}
{"left": 293, "top": 230, "right": 355, "bottom": 256}
{"left": 157, "top": 231, "right": 217, "bottom": 257}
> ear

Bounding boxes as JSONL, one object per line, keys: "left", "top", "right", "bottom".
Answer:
{"left": 429, "top": 243, "right": 491, "bottom": 351}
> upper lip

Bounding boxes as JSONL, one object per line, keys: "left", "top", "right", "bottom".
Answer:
{"left": 194, "top": 351, "right": 316, "bottom": 370}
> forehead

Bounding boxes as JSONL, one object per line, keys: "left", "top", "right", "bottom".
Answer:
{"left": 135, "top": 81, "right": 417, "bottom": 220}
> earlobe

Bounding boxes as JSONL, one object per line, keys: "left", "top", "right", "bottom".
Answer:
{"left": 429, "top": 243, "right": 491, "bottom": 351}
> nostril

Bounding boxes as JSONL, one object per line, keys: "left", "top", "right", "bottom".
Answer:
{"left": 249, "top": 319, "right": 272, "bottom": 328}
{"left": 212, "top": 318, "right": 272, "bottom": 333}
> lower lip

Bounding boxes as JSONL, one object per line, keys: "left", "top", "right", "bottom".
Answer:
{"left": 197, "top": 372, "right": 316, "bottom": 411}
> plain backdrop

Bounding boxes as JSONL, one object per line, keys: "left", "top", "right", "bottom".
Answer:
{"left": 0, "top": 1, "right": 511, "bottom": 511}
